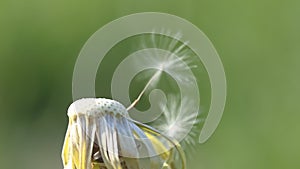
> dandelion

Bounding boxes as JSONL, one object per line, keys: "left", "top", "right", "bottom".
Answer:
{"left": 62, "top": 31, "right": 200, "bottom": 169}
{"left": 62, "top": 97, "right": 186, "bottom": 169}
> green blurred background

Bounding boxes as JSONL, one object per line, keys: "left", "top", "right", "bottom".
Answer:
{"left": 0, "top": 0, "right": 299, "bottom": 169}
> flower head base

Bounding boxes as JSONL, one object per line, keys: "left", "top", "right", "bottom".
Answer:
{"left": 62, "top": 98, "right": 186, "bottom": 169}
{"left": 67, "top": 98, "right": 129, "bottom": 118}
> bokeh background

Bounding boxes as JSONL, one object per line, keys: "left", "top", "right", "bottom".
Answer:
{"left": 0, "top": 0, "right": 299, "bottom": 169}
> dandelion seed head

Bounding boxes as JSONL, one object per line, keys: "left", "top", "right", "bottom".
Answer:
{"left": 63, "top": 98, "right": 187, "bottom": 169}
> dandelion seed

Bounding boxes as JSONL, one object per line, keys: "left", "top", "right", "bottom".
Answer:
{"left": 136, "top": 31, "right": 201, "bottom": 149}
{"left": 150, "top": 95, "right": 201, "bottom": 148}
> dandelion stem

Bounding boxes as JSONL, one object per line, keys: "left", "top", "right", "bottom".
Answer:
{"left": 127, "top": 70, "right": 162, "bottom": 110}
